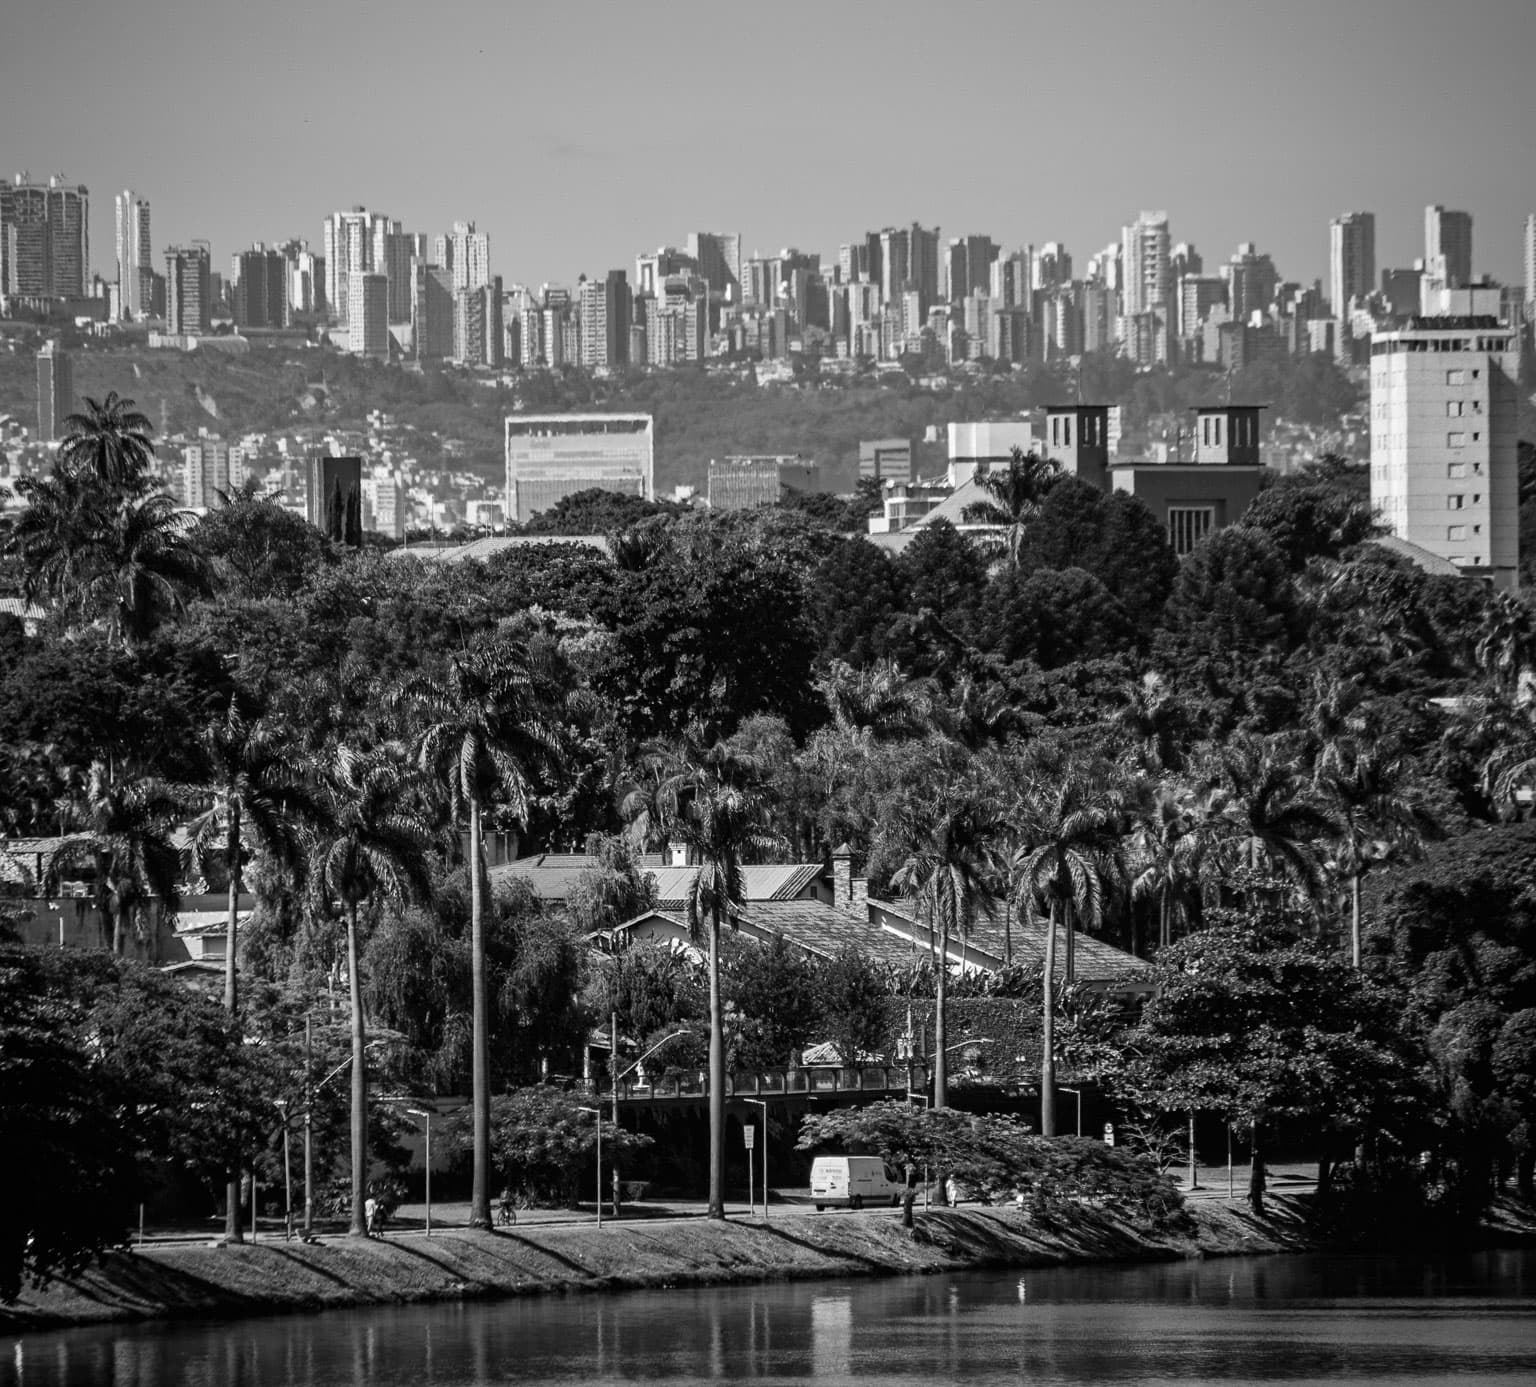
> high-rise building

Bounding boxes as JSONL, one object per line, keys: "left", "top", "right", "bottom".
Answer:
{"left": 1, "top": 174, "right": 89, "bottom": 299}
{"left": 306, "top": 456, "right": 364, "bottom": 544}
{"left": 323, "top": 207, "right": 390, "bottom": 323}
{"left": 1330, "top": 211, "right": 1375, "bottom": 314}
{"left": 347, "top": 271, "right": 389, "bottom": 358}
{"left": 1224, "top": 242, "right": 1278, "bottom": 321}
{"left": 1178, "top": 274, "right": 1229, "bottom": 342}
{"left": 411, "top": 261, "right": 455, "bottom": 360}
{"left": 114, "top": 189, "right": 151, "bottom": 319}
{"left": 436, "top": 220, "right": 490, "bottom": 293}
{"left": 1523, "top": 214, "right": 1536, "bottom": 308}
{"left": 453, "top": 277, "right": 503, "bottom": 367}
{"left": 504, "top": 414, "right": 654, "bottom": 524}
{"left": 579, "top": 269, "right": 631, "bottom": 369}
{"left": 1370, "top": 313, "right": 1519, "bottom": 589}
{"left": 281, "top": 239, "right": 324, "bottom": 317}
{"left": 1031, "top": 241, "right": 1070, "bottom": 292}
{"left": 1425, "top": 205, "right": 1473, "bottom": 289}
{"left": 1121, "top": 211, "right": 1171, "bottom": 318}
{"left": 686, "top": 232, "right": 741, "bottom": 302}
{"left": 382, "top": 227, "right": 425, "bottom": 323}
{"left": 234, "top": 244, "right": 289, "bottom": 328}
{"left": 35, "top": 341, "right": 72, "bottom": 443}
{"left": 707, "top": 455, "right": 818, "bottom": 511}
{"left": 165, "top": 243, "right": 212, "bottom": 335}
{"left": 183, "top": 438, "right": 233, "bottom": 509}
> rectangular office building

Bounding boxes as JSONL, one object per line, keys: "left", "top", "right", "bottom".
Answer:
{"left": 504, "top": 413, "right": 654, "bottom": 524}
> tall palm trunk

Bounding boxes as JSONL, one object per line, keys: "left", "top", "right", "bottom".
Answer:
{"left": 348, "top": 901, "right": 368, "bottom": 1237}
{"left": 1350, "top": 872, "right": 1362, "bottom": 969}
{"left": 707, "top": 903, "right": 725, "bottom": 1219}
{"left": 224, "top": 798, "right": 244, "bottom": 1244}
{"left": 933, "top": 906, "right": 948, "bottom": 1110}
{"left": 469, "top": 796, "right": 492, "bottom": 1230}
{"left": 1064, "top": 901, "right": 1075, "bottom": 984}
{"left": 1041, "top": 900, "right": 1058, "bottom": 1137}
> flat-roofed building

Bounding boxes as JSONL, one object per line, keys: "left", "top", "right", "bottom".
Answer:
{"left": 1370, "top": 314, "right": 1519, "bottom": 589}
{"left": 946, "top": 420, "right": 1036, "bottom": 486}
{"left": 504, "top": 413, "right": 654, "bottom": 524}
{"left": 707, "top": 455, "right": 818, "bottom": 511}
{"left": 859, "top": 437, "right": 912, "bottom": 483}
{"left": 35, "top": 340, "right": 72, "bottom": 443}
{"left": 1109, "top": 405, "right": 1266, "bottom": 557}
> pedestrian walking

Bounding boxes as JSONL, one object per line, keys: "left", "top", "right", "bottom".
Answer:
{"left": 365, "top": 1196, "right": 379, "bottom": 1237}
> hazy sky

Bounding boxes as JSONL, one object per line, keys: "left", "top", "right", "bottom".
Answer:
{"left": 3, "top": 0, "right": 1533, "bottom": 290}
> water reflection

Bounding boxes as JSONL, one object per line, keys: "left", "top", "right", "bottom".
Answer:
{"left": 5, "top": 1251, "right": 1534, "bottom": 1386}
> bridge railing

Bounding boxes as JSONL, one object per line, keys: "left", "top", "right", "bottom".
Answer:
{"left": 618, "top": 1064, "right": 930, "bottom": 1102}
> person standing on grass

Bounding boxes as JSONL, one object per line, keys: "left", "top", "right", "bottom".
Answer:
{"left": 365, "top": 1196, "right": 378, "bottom": 1238}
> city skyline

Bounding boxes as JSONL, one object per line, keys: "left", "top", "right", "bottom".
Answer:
{"left": 2, "top": 0, "right": 1533, "bottom": 292}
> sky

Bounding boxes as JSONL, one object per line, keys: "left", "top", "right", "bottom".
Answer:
{"left": 2, "top": 0, "right": 1533, "bottom": 292}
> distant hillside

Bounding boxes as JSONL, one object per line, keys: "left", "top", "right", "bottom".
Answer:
{"left": 0, "top": 338, "right": 1381, "bottom": 493}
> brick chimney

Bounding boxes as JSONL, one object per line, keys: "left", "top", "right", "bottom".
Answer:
{"left": 831, "top": 843, "right": 853, "bottom": 911}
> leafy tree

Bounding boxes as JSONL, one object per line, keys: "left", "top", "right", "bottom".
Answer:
{"left": 804, "top": 537, "right": 912, "bottom": 668}
{"left": 0, "top": 943, "right": 271, "bottom": 1302}
{"left": 1123, "top": 917, "right": 1423, "bottom": 1213}
{"left": 898, "top": 520, "right": 986, "bottom": 632}
{"left": 721, "top": 933, "right": 819, "bottom": 1068}
{"left": 399, "top": 634, "right": 562, "bottom": 1230}
{"left": 812, "top": 946, "right": 891, "bottom": 1072}
{"left": 1240, "top": 479, "right": 1379, "bottom": 572}
{"left": 478, "top": 1085, "right": 651, "bottom": 1208}
{"left": 312, "top": 747, "right": 434, "bottom": 1237}
{"left": 521, "top": 487, "right": 682, "bottom": 536}
{"left": 194, "top": 487, "right": 334, "bottom": 600}
{"left": 976, "top": 566, "right": 1132, "bottom": 669}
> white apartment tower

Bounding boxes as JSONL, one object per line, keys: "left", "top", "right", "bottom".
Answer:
{"left": 1370, "top": 313, "right": 1519, "bottom": 589}
{"left": 323, "top": 207, "right": 392, "bottom": 323}
{"left": 1329, "top": 211, "right": 1375, "bottom": 315}
{"left": 347, "top": 271, "right": 389, "bottom": 358}
{"left": 1121, "top": 212, "right": 1170, "bottom": 317}
{"left": 1424, "top": 205, "right": 1473, "bottom": 289}
{"left": 114, "top": 190, "right": 151, "bottom": 319}
{"left": 1524, "top": 214, "right": 1536, "bottom": 309}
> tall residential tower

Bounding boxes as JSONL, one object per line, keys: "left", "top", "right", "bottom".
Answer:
{"left": 1329, "top": 211, "right": 1375, "bottom": 314}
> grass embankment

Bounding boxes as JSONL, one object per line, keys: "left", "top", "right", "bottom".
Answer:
{"left": 1, "top": 1198, "right": 1314, "bottom": 1331}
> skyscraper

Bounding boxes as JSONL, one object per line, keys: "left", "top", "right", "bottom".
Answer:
{"left": 115, "top": 189, "right": 151, "bottom": 319}
{"left": 579, "top": 269, "right": 631, "bottom": 369}
{"left": 35, "top": 341, "right": 72, "bottom": 444}
{"left": 323, "top": 207, "right": 389, "bottom": 323}
{"left": 165, "top": 243, "right": 212, "bottom": 335}
{"left": 1, "top": 174, "right": 89, "bottom": 298}
{"left": 183, "top": 439, "right": 233, "bottom": 509}
{"left": 1329, "top": 211, "right": 1375, "bottom": 315}
{"left": 1524, "top": 214, "right": 1535, "bottom": 308}
{"left": 436, "top": 221, "right": 490, "bottom": 293}
{"left": 1370, "top": 315, "right": 1519, "bottom": 589}
{"left": 1224, "top": 242, "right": 1278, "bottom": 321}
{"left": 1425, "top": 205, "right": 1473, "bottom": 288}
{"left": 1121, "top": 211, "right": 1171, "bottom": 317}
{"left": 233, "top": 244, "right": 289, "bottom": 328}
{"left": 347, "top": 271, "right": 389, "bottom": 358}
{"left": 412, "top": 261, "right": 455, "bottom": 361}
{"left": 686, "top": 232, "right": 741, "bottom": 301}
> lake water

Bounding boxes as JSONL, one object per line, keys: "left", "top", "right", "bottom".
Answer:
{"left": 5, "top": 1249, "right": 1534, "bottom": 1386}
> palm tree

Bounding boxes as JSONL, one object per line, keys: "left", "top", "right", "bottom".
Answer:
{"left": 1315, "top": 736, "right": 1433, "bottom": 967}
{"left": 86, "top": 492, "right": 210, "bottom": 647}
{"left": 1197, "top": 734, "right": 1339, "bottom": 899}
{"left": 187, "top": 698, "right": 320, "bottom": 1244}
{"left": 1127, "top": 782, "right": 1204, "bottom": 953}
{"left": 1011, "top": 755, "right": 1127, "bottom": 1137}
{"left": 960, "top": 447, "right": 1060, "bottom": 568}
{"left": 49, "top": 762, "right": 184, "bottom": 957}
{"left": 887, "top": 778, "right": 991, "bottom": 1110}
{"left": 398, "top": 637, "right": 562, "bottom": 1231}
{"left": 1112, "top": 672, "right": 1187, "bottom": 774}
{"left": 7, "top": 468, "right": 105, "bottom": 621}
{"left": 817, "top": 658, "right": 937, "bottom": 745}
{"left": 57, "top": 391, "right": 157, "bottom": 492}
{"left": 622, "top": 725, "right": 777, "bottom": 1219}
{"left": 312, "top": 747, "right": 435, "bottom": 1237}
{"left": 1474, "top": 590, "right": 1536, "bottom": 698}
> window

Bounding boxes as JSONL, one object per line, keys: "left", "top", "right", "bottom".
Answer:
{"left": 1447, "top": 369, "right": 1466, "bottom": 385}
{"left": 1447, "top": 401, "right": 1464, "bottom": 417}
{"left": 1448, "top": 432, "right": 1467, "bottom": 448}
{"left": 1167, "top": 507, "right": 1216, "bottom": 557}
{"left": 1448, "top": 525, "right": 1468, "bottom": 541}
{"left": 1064, "top": 417, "right": 1073, "bottom": 447}
{"left": 1473, "top": 494, "right": 1481, "bottom": 503}
{"left": 1051, "top": 417, "right": 1059, "bottom": 446}
{"left": 1448, "top": 495, "right": 1465, "bottom": 510}
{"left": 1447, "top": 463, "right": 1467, "bottom": 479}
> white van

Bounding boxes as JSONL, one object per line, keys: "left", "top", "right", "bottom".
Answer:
{"left": 810, "top": 1156, "right": 904, "bottom": 1211}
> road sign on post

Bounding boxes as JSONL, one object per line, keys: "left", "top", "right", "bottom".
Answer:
{"left": 1103, "top": 1122, "right": 1116, "bottom": 1147}
{"left": 743, "top": 1127, "right": 756, "bottom": 1149}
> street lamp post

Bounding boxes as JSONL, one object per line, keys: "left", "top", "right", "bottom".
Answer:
{"left": 907, "top": 1091, "right": 932, "bottom": 1210}
{"left": 577, "top": 1107, "right": 602, "bottom": 1228}
{"left": 275, "top": 1098, "right": 293, "bottom": 1241}
{"left": 745, "top": 1098, "right": 768, "bottom": 1220}
{"left": 406, "top": 1108, "right": 433, "bottom": 1236}
{"left": 1058, "top": 1086, "right": 1083, "bottom": 1138}
{"left": 303, "top": 1014, "right": 314, "bottom": 1242}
